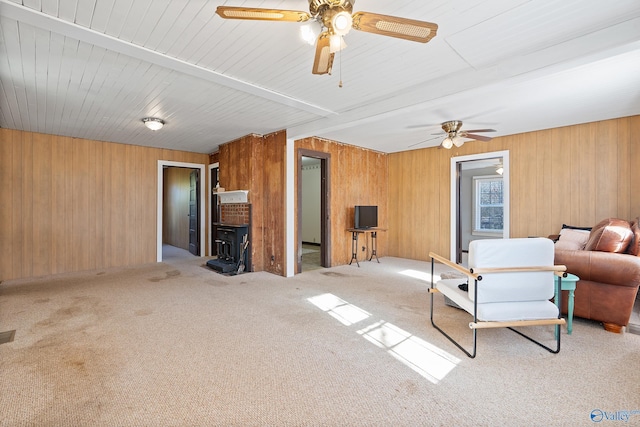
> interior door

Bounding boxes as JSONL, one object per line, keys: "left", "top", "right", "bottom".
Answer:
{"left": 189, "top": 169, "right": 200, "bottom": 256}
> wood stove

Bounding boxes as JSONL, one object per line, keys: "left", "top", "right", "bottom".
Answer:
{"left": 207, "top": 224, "right": 249, "bottom": 274}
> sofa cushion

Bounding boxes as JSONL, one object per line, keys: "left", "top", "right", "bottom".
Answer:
{"left": 584, "top": 218, "right": 633, "bottom": 253}
{"left": 626, "top": 218, "right": 640, "bottom": 256}
{"left": 555, "top": 228, "right": 590, "bottom": 251}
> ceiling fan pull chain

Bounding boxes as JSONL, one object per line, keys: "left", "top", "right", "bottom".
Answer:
{"left": 339, "top": 42, "right": 343, "bottom": 88}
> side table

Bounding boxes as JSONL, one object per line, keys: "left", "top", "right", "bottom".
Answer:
{"left": 554, "top": 273, "right": 580, "bottom": 334}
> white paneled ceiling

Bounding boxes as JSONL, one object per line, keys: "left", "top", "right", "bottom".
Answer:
{"left": 1, "top": 0, "right": 639, "bottom": 154}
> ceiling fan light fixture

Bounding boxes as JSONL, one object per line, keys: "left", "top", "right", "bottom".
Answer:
{"left": 329, "top": 34, "right": 347, "bottom": 53}
{"left": 442, "top": 137, "right": 454, "bottom": 149}
{"left": 331, "top": 11, "right": 352, "bottom": 36}
{"left": 452, "top": 136, "right": 464, "bottom": 147}
{"left": 142, "top": 117, "right": 164, "bottom": 131}
{"left": 300, "top": 23, "right": 319, "bottom": 45}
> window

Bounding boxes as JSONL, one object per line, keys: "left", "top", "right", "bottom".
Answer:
{"left": 473, "top": 176, "right": 503, "bottom": 234}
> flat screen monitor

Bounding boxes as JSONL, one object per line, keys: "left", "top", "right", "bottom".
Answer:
{"left": 355, "top": 205, "right": 378, "bottom": 229}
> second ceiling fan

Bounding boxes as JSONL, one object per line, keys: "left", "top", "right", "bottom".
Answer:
{"left": 215, "top": 0, "right": 438, "bottom": 75}
{"left": 437, "top": 120, "right": 496, "bottom": 149}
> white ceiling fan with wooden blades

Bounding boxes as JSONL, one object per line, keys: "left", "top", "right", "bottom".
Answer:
{"left": 215, "top": 0, "right": 438, "bottom": 75}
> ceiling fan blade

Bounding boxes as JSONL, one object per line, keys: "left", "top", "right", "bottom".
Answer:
{"left": 312, "top": 32, "right": 334, "bottom": 75}
{"left": 464, "top": 129, "right": 496, "bottom": 133}
{"left": 215, "top": 6, "right": 310, "bottom": 22}
{"left": 463, "top": 133, "right": 493, "bottom": 142}
{"left": 351, "top": 12, "right": 438, "bottom": 43}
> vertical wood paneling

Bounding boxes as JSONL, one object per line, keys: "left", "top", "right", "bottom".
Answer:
{"left": 261, "top": 131, "right": 286, "bottom": 274}
{"left": 549, "top": 128, "right": 570, "bottom": 232}
{"left": 595, "top": 121, "right": 618, "bottom": 220}
{"left": 295, "top": 137, "right": 388, "bottom": 267}
{"left": 32, "top": 132, "right": 52, "bottom": 276}
{"left": 568, "top": 125, "right": 582, "bottom": 224}
{"left": 0, "top": 130, "right": 13, "bottom": 278}
{"left": 19, "top": 131, "right": 33, "bottom": 278}
{"left": 630, "top": 116, "right": 640, "bottom": 218}
{"left": 616, "top": 117, "right": 630, "bottom": 219}
{"left": 576, "top": 123, "right": 596, "bottom": 226}
{"left": 536, "top": 130, "right": 553, "bottom": 234}
{"left": 387, "top": 115, "right": 640, "bottom": 262}
{"left": 89, "top": 140, "right": 104, "bottom": 269}
{"left": 0, "top": 128, "right": 208, "bottom": 281}
{"left": 217, "top": 132, "right": 286, "bottom": 274}
{"left": 72, "top": 137, "right": 91, "bottom": 271}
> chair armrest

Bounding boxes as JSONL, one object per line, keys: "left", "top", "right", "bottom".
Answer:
{"left": 555, "top": 249, "right": 640, "bottom": 288}
{"left": 471, "top": 265, "right": 566, "bottom": 274}
{"left": 429, "top": 252, "right": 479, "bottom": 281}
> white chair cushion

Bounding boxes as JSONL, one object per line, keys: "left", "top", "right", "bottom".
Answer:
{"left": 436, "top": 279, "right": 560, "bottom": 321}
{"left": 436, "top": 238, "right": 560, "bottom": 322}
{"left": 468, "top": 238, "right": 555, "bottom": 303}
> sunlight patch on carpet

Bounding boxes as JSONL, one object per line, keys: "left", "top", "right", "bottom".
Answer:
{"left": 399, "top": 269, "right": 436, "bottom": 283}
{"left": 357, "top": 321, "right": 461, "bottom": 384}
{"left": 308, "top": 293, "right": 460, "bottom": 384}
{"left": 307, "top": 293, "right": 371, "bottom": 326}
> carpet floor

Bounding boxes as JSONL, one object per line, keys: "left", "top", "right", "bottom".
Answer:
{"left": 1, "top": 255, "right": 639, "bottom": 426}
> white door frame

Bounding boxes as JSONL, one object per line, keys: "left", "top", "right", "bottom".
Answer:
{"left": 157, "top": 160, "right": 207, "bottom": 262}
{"left": 450, "top": 150, "right": 510, "bottom": 262}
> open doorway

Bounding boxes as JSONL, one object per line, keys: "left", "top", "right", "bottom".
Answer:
{"left": 157, "top": 160, "right": 206, "bottom": 262}
{"left": 209, "top": 163, "right": 220, "bottom": 256}
{"left": 161, "top": 166, "right": 200, "bottom": 260}
{"left": 297, "top": 150, "right": 331, "bottom": 273}
{"left": 450, "top": 151, "right": 510, "bottom": 265}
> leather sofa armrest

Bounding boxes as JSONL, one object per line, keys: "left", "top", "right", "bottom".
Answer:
{"left": 555, "top": 249, "right": 640, "bottom": 288}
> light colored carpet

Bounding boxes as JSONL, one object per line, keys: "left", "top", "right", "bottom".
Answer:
{"left": 1, "top": 256, "right": 639, "bottom": 426}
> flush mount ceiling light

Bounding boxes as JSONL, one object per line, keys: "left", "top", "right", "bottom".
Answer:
{"left": 142, "top": 117, "right": 164, "bottom": 131}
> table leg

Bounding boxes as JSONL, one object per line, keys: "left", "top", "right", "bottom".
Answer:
{"left": 349, "top": 232, "right": 360, "bottom": 267}
{"left": 567, "top": 289, "right": 574, "bottom": 335}
{"left": 369, "top": 231, "right": 379, "bottom": 263}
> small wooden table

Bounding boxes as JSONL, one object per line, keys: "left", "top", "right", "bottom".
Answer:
{"left": 347, "top": 228, "right": 386, "bottom": 267}
{"left": 555, "top": 273, "right": 580, "bottom": 334}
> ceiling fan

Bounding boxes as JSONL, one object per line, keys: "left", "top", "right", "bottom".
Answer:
{"left": 410, "top": 120, "right": 496, "bottom": 149}
{"left": 215, "top": 0, "right": 438, "bottom": 75}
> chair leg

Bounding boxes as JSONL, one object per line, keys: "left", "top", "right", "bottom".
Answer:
{"left": 430, "top": 259, "right": 477, "bottom": 358}
{"left": 506, "top": 326, "right": 561, "bottom": 354}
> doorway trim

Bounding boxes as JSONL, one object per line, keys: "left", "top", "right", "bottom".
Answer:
{"left": 208, "top": 162, "right": 219, "bottom": 256}
{"left": 157, "top": 160, "right": 206, "bottom": 262}
{"left": 450, "top": 150, "right": 510, "bottom": 262}
{"left": 297, "top": 148, "right": 331, "bottom": 273}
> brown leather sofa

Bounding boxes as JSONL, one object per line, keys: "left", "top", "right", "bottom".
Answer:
{"left": 553, "top": 217, "right": 640, "bottom": 333}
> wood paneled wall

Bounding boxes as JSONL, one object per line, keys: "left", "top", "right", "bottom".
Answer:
{"left": 388, "top": 115, "right": 640, "bottom": 261}
{"left": 217, "top": 131, "right": 286, "bottom": 275}
{"left": 295, "top": 137, "right": 388, "bottom": 268}
{"left": 0, "top": 128, "right": 209, "bottom": 281}
{"left": 162, "top": 167, "right": 191, "bottom": 250}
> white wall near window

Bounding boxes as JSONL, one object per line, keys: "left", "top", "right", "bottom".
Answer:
{"left": 301, "top": 164, "right": 321, "bottom": 243}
